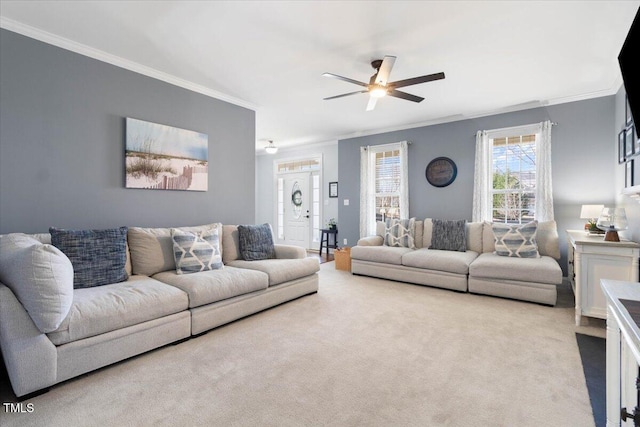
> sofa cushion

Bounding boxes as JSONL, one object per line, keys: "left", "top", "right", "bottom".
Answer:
{"left": 128, "top": 223, "right": 222, "bottom": 276}
{"left": 469, "top": 252, "right": 562, "bottom": 285}
{"left": 466, "top": 222, "right": 484, "bottom": 254}
{"left": 50, "top": 226, "right": 128, "bottom": 289}
{"left": 357, "top": 235, "right": 385, "bottom": 246}
{"left": 227, "top": 257, "right": 320, "bottom": 286}
{"left": 171, "top": 228, "right": 223, "bottom": 274}
{"left": 376, "top": 220, "right": 423, "bottom": 249}
{"left": 350, "top": 245, "right": 413, "bottom": 265}
{"left": 402, "top": 248, "right": 479, "bottom": 275}
{"left": 492, "top": 221, "right": 539, "bottom": 258}
{"left": 153, "top": 266, "right": 269, "bottom": 308}
{"left": 46, "top": 275, "right": 189, "bottom": 345}
{"left": 0, "top": 233, "right": 74, "bottom": 333}
{"left": 384, "top": 218, "right": 416, "bottom": 249}
{"left": 238, "top": 224, "right": 276, "bottom": 260}
{"left": 222, "top": 224, "right": 241, "bottom": 263}
{"left": 535, "top": 220, "right": 561, "bottom": 260}
{"left": 430, "top": 219, "right": 467, "bottom": 252}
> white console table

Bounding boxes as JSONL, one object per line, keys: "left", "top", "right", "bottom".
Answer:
{"left": 567, "top": 230, "right": 640, "bottom": 326}
{"left": 602, "top": 279, "right": 640, "bottom": 427}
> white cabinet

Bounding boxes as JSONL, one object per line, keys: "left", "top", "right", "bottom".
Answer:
{"left": 567, "top": 230, "right": 640, "bottom": 326}
{"left": 602, "top": 280, "right": 640, "bottom": 427}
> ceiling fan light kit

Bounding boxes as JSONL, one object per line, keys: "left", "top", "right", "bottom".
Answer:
{"left": 369, "top": 86, "right": 388, "bottom": 98}
{"left": 323, "top": 55, "right": 445, "bottom": 110}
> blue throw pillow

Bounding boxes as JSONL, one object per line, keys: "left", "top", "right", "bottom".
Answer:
{"left": 50, "top": 226, "right": 129, "bottom": 288}
{"left": 384, "top": 218, "right": 416, "bottom": 249}
{"left": 492, "top": 220, "right": 540, "bottom": 258}
{"left": 171, "top": 228, "right": 223, "bottom": 274}
{"left": 238, "top": 224, "right": 276, "bottom": 261}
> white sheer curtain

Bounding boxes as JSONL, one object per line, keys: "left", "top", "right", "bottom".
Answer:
{"left": 359, "top": 146, "right": 372, "bottom": 238}
{"left": 535, "top": 120, "right": 554, "bottom": 221}
{"left": 360, "top": 141, "right": 409, "bottom": 238}
{"left": 472, "top": 121, "right": 554, "bottom": 223}
{"left": 472, "top": 130, "right": 490, "bottom": 222}
{"left": 399, "top": 140, "right": 409, "bottom": 221}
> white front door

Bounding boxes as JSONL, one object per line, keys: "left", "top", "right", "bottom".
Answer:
{"left": 282, "top": 172, "right": 311, "bottom": 249}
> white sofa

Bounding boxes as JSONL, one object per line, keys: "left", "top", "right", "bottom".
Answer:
{"left": 351, "top": 219, "right": 562, "bottom": 306}
{"left": 0, "top": 223, "right": 319, "bottom": 398}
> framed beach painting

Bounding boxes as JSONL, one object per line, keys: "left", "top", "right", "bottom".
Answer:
{"left": 125, "top": 118, "right": 208, "bottom": 191}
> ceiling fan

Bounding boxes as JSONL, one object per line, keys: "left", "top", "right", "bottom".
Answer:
{"left": 322, "top": 55, "right": 445, "bottom": 111}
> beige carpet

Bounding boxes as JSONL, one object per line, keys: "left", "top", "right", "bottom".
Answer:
{"left": 1, "top": 262, "right": 603, "bottom": 426}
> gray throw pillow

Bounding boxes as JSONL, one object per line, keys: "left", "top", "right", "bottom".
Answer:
{"left": 492, "top": 220, "right": 540, "bottom": 258}
{"left": 430, "top": 219, "right": 467, "bottom": 252}
{"left": 50, "top": 226, "right": 129, "bottom": 288}
{"left": 238, "top": 224, "right": 276, "bottom": 261}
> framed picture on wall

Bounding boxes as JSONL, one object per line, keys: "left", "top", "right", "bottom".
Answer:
{"left": 329, "top": 182, "right": 338, "bottom": 198}
{"left": 626, "top": 125, "right": 635, "bottom": 158}
{"left": 619, "top": 130, "right": 626, "bottom": 164}
{"left": 626, "top": 159, "right": 635, "bottom": 188}
{"left": 626, "top": 94, "right": 634, "bottom": 126}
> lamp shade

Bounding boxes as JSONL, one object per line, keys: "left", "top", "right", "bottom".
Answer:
{"left": 580, "top": 204, "right": 604, "bottom": 219}
{"left": 596, "top": 208, "right": 628, "bottom": 242}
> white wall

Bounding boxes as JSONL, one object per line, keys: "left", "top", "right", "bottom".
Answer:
{"left": 255, "top": 141, "right": 339, "bottom": 244}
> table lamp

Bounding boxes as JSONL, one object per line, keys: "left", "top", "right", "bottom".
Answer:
{"left": 580, "top": 204, "right": 604, "bottom": 234}
{"left": 596, "top": 207, "right": 628, "bottom": 242}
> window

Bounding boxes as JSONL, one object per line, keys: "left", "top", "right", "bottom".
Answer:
{"left": 473, "top": 121, "right": 554, "bottom": 224}
{"left": 374, "top": 148, "right": 401, "bottom": 221}
{"left": 491, "top": 134, "right": 536, "bottom": 223}
{"left": 360, "top": 141, "right": 409, "bottom": 237}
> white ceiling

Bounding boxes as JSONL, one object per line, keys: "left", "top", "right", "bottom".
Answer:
{"left": 1, "top": 1, "right": 639, "bottom": 152}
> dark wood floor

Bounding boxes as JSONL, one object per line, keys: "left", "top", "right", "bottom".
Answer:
{"left": 307, "top": 250, "right": 334, "bottom": 264}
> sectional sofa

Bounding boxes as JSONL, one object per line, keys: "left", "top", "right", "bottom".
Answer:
{"left": 352, "top": 219, "right": 562, "bottom": 305}
{"left": 0, "top": 223, "right": 319, "bottom": 398}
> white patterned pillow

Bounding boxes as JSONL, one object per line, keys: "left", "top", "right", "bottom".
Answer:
{"left": 171, "top": 228, "right": 223, "bottom": 274}
{"left": 492, "top": 220, "right": 540, "bottom": 258}
{"left": 384, "top": 218, "right": 416, "bottom": 249}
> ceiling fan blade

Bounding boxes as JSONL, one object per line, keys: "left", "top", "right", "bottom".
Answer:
{"left": 366, "top": 97, "right": 378, "bottom": 111}
{"left": 322, "top": 73, "right": 369, "bottom": 88}
{"left": 388, "top": 89, "right": 424, "bottom": 103}
{"left": 388, "top": 72, "right": 445, "bottom": 89}
{"left": 375, "top": 55, "right": 396, "bottom": 85}
{"left": 323, "top": 90, "right": 368, "bottom": 100}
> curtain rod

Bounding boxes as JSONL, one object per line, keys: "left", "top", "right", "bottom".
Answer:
{"left": 361, "top": 141, "right": 412, "bottom": 151}
{"left": 473, "top": 121, "right": 557, "bottom": 137}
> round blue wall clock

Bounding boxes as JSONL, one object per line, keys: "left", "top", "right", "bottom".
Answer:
{"left": 425, "top": 157, "right": 457, "bottom": 188}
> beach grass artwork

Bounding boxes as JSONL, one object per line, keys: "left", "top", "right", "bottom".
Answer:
{"left": 125, "top": 118, "right": 208, "bottom": 191}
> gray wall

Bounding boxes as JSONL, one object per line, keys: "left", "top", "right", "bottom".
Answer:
{"left": 339, "top": 96, "right": 618, "bottom": 275}
{"left": 0, "top": 29, "right": 256, "bottom": 234}
{"left": 255, "top": 141, "right": 339, "bottom": 241}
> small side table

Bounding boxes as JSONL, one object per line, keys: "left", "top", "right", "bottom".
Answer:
{"left": 319, "top": 228, "right": 338, "bottom": 258}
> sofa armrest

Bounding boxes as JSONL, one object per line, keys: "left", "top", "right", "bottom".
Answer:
{"left": 274, "top": 244, "right": 306, "bottom": 259}
{"left": 0, "top": 283, "right": 57, "bottom": 397}
{"left": 357, "top": 236, "right": 384, "bottom": 246}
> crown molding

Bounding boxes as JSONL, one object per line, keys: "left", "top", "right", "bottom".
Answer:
{"left": 0, "top": 17, "right": 258, "bottom": 111}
